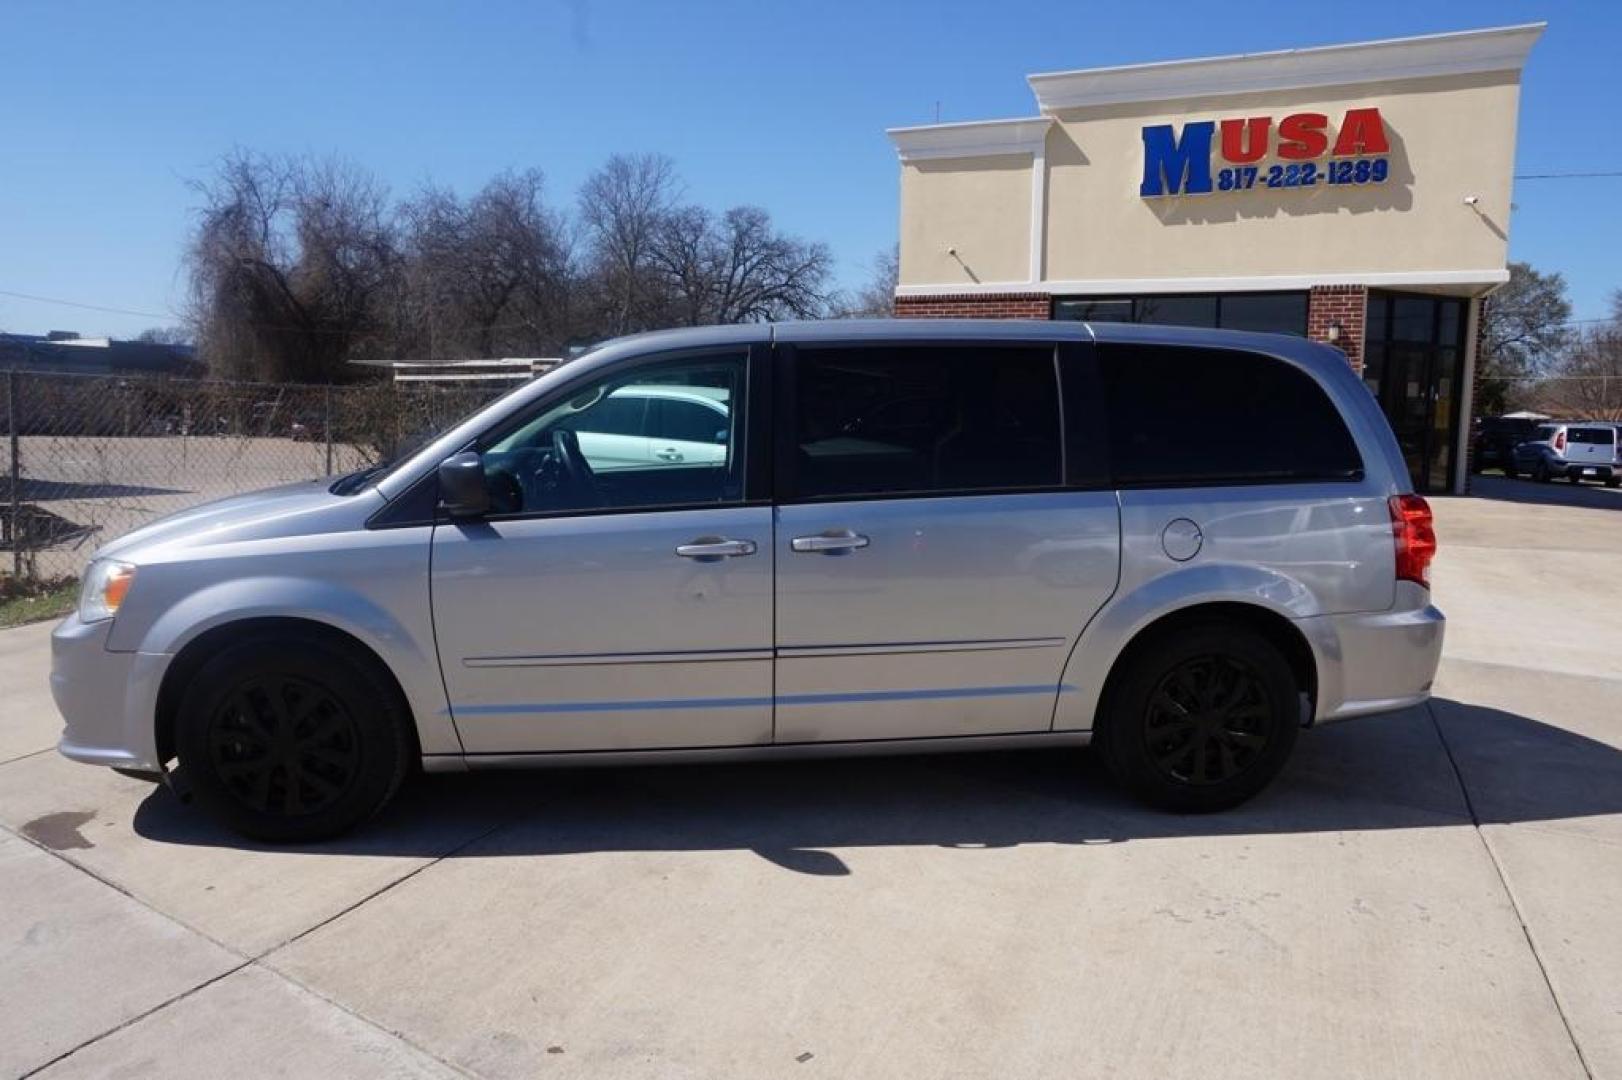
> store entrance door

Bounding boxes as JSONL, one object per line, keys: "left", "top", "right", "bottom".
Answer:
{"left": 1362, "top": 293, "right": 1466, "bottom": 493}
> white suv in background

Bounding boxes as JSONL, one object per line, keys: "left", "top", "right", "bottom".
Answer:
{"left": 1514, "top": 422, "right": 1622, "bottom": 486}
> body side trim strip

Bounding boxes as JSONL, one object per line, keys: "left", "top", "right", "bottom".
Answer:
{"left": 453, "top": 682, "right": 1077, "bottom": 717}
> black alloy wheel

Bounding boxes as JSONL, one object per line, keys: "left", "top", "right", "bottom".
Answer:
{"left": 207, "top": 675, "right": 361, "bottom": 817}
{"left": 1142, "top": 655, "right": 1275, "bottom": 787}
{"left": 1098, "top": 622, "right": 1299, "bottom": 813}
{"left": 176, "top": 634, "right": 411, "bottom": 842}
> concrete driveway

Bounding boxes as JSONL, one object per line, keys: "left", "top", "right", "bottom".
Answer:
{"left": 2, "top": 476, "right": 1618, "bottom": 1079}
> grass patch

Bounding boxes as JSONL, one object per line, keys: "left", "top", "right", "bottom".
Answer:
{"left": 0, "top": 576, "right": 78, "bottom": 629}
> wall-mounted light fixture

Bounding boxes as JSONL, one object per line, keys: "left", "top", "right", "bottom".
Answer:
{"left": 1327, "top": 321, "right": 1343, "bottom": 344}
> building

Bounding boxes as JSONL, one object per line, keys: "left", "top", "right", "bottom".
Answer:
{"left": 0, "top": 331, "right": 200, "bottom": 378}
{"left": 887, "top": 23, "right": 1543, "bottom": 493}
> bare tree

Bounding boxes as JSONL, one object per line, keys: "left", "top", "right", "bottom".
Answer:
{"left": 1478, "top": 261, "right": 1573, "bottom": 414}
{"left": 134, "top": 326, "right": 193, "bottom": 345}
{"left": 398, "top": 170, "right": 573, "bottom": 359}
{"left": 186, "top": 149, "right": 843, "bottom": 380}
{"left": 833, "top": 245, "right": 899, "bottom": 318}
{"left": 1538, "top": 293, "right": 1622, "bottom": 420}
{"left": 188, "top": 151, "right": 398, "bottom": 382}
{"left": 649, "top": 205, "right": 833, "bottom": 325}
{"left": 578, "top": 153, "right": 677, "bottom": 334}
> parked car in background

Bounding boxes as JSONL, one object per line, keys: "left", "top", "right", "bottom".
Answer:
{"left": 51, "top": 321, "right": 1444, "bottom": 841}
{"left": 548, "top": 384, "right": 731, "bottom": 472}
{"left": 1472, "top": 415, "right": 1544, "bottom": 477}
{"left": 1512, "top": 422, "right": 1622, "bottom": 486}
{"left": 1563, "top": 423, "right": 1622, "bottom": 486}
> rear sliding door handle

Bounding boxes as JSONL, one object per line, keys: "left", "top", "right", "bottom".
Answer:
{"left": 791, "top": 531, "right": 870, "bottom": 554}
{"left": 675, "top": 537, "right": 757, "bottom": 561}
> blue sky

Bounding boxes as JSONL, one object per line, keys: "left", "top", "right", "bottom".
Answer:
{"left": 1, "top": 0, "right": 1616, "bottom": 339}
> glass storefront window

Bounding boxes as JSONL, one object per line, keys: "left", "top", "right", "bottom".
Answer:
{"left": 1053, "top": 292, "right": 1307, "bottom": 336}
{"left": 1391, "top": 297, "right": 1435, "bottom": 342}
{"left": 1053, "top": 298, "right": 1133, "bottom": 323}
{"left": 1136, "top": 295, "right": 1218, "bottom": 327}
{"left": 1220, "top": 293, "right": 1309, "bottom": 335}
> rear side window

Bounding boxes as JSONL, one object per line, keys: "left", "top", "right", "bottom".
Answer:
{"left": 1099, "top": 344, "right": 1362, "bottom": 485}
{"left": 791, "top": 345, "right": 1062, "bottom": 499}
{"left": 1568, "top": 427, "right": 1616, "bottom": 446}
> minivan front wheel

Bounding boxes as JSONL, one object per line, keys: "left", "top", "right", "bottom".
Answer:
{"left": 174, "top": 636, "right": 411, "bottom": 842}
{"left": 1098, "top": 624, "right": 1299, "bottom": 813}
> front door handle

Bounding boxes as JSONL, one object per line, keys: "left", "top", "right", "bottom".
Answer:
{"left": 655, "top": 447, "right": 684, "bottom": 462}
{"left": 675, "top": 537, "right": 757, "bottom": 561}
{"left": 791, "top": 531, "right": 870, "bottom": 554}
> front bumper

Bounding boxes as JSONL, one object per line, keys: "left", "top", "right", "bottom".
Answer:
{"left": 1298, "top": 587, "right": 1446, "bottom": 725}
{"left": 51, "top": 614, "right": 168, "bottom": 771}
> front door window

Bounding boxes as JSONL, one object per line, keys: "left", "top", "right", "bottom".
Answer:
{"left": 480, "top": 354, "right": 746, "bottom": 515}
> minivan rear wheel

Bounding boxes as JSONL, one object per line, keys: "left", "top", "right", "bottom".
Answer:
{"left": 1097, "top": 624, "right": 1299, "bottom": 813}
{"left": 174, "top": 636, "right": 411, "bottom": 842}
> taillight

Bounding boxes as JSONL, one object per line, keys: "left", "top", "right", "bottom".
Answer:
{"left": 1554, "top": 430, "right": 1566, "bottom": 452}
{"left": 1389, "top": 494, "right": 1436, "bottom": 588}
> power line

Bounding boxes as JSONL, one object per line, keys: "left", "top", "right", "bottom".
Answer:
{"left": 0, "top": 288, "right": 175, "bottom": 321}
{"left": 1514, "top": 170, "right": 1622, "bottom": 179}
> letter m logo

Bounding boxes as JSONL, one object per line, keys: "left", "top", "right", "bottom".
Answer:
{"left": 1140, "top": 122, "right": 1215, "bottom": 197}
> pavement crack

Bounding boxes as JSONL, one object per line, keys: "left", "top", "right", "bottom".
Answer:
{"left": 1426, "top": 700, "right": 1595, "bottom": 1080}
{"left": 17, "top": 960, "right": 255, "bottom": 1079}
{"left": 255, "top": 815, "right": 520, "bottom": 959}
{"left": 0, "top": 745, "right": 56, "bottom": 768}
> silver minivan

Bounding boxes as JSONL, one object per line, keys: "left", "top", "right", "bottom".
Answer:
{"left": 51, "top": 320, "right": 1445, "bottom": 840}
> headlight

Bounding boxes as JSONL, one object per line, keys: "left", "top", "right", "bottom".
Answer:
{"left": 79, "top": 560, "right": 137, "bottom": 623}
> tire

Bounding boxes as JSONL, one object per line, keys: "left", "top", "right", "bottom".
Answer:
{"left": 1502, "top": 463, "right": 1518, "bottom": 479}
{"left": 1097, "top": 623, "right": 1300, "bottom": 813}
{"left": 174, "top": 634, "right": 412, "bottom": 842}
{"left": 1606, "top": 477, "right": 1620, "bottom": 489}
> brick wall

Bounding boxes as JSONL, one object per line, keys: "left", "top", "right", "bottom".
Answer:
{"left": 893, "top": 292, "right": 1051, "bottom": 319}
{"left": 1307, "top": 285, "right": 1367, "bottom": 371}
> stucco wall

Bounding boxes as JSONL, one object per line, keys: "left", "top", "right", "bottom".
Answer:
{"left": 899, "top": 154, "right": 1032, "bottom": 287}
{"left": 897, "top": 70, "right": 1523, "bottom": 291}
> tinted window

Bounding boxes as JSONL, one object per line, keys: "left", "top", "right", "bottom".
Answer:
{"left": 1569, "top": 427, "right": 1616, "bottom": 445}
{"left": 1136, "top": 296, "right": 1218, "bottom": 328}
{"left": 649, "top": 397, "right": 728, "bottom": 443}
{"left": 1053, "top": 298, "right": 1133, "bottom": 323}
{"left": 792, "top": 345, "right": 1061, "bottom": 499}
{"left": 1219, "top": 293, "right": 1308, "bottom": 335}
{"left": 482, "top": 354, "right": 746, "bottom": 515}
{"left": 1100, "top": 344, "right": 1362, "bottom": 485}
{"left": 1054, "top": 293, "right": 1306, "bottom": 336}
{"left": 563, "top": 393, "right": 646, "bottom": 437}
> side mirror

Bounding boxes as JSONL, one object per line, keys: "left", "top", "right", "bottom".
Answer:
{"left": 438, "top": 451, "right": 490, "bottom": 519}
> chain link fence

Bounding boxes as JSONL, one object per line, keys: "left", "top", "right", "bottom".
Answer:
{"left": 2, "top": 370, "right": 510, "bottom": 583}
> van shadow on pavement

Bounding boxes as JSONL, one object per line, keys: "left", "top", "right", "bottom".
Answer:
{"left": 129, "top": 698, "right": 1622, "bottom": 875}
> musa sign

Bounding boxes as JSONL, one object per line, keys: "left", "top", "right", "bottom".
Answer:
{"left": 1141, "top": 107, "right": 1391, "bottom": 198}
